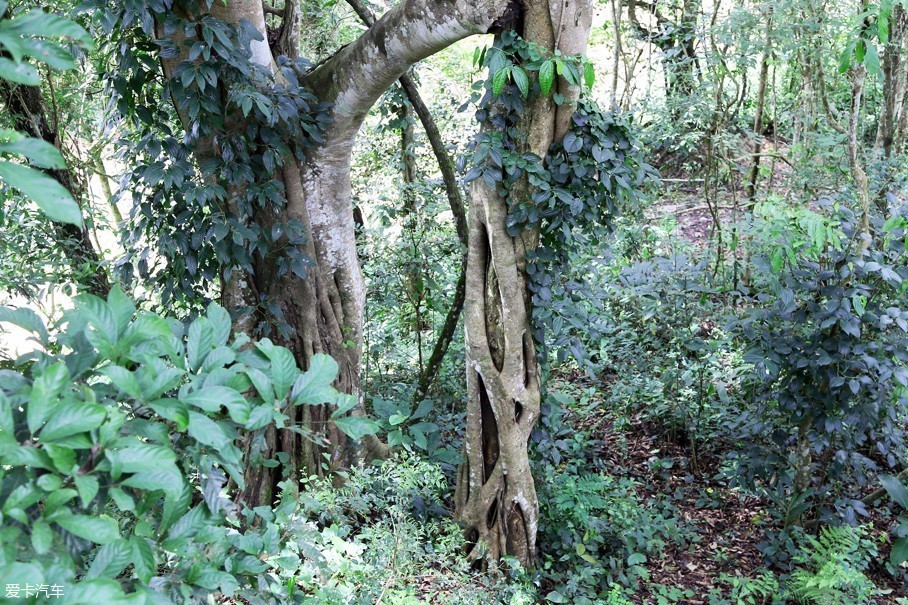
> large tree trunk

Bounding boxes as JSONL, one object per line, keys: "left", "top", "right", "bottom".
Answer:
{"left": 455, "top": 0, "right": 593, "bottom": 568}
{"left": 164, "top": 0, "right": 514, "bottom": 506}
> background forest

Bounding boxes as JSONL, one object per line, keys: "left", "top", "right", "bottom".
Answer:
{"left": 0, "top": 0, "right": 907, "bottom": 603}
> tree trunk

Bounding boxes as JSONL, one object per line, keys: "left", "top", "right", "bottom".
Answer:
{"left": 745, "top": 8, "right": 773, "bottom": 201}
{"left": 875, "top": 5, "right": 907, "bottom": 157}
{"left": 455, "top": 0, "right": 593, "bottom": 568}
{"left": 154, "top": 0, "right": 515, "bottom": 506}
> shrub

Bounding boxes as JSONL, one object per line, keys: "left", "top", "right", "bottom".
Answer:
{"left": 0, "top": 288, "right": 372, "bottom": 602}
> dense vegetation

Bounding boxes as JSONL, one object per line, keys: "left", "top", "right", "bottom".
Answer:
{"left": 0, "top": 0, "right": 907, "bottom": 602}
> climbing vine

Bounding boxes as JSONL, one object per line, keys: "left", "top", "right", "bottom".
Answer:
{"left": 83, "top": 0, "right": 331, "bottom": 323}
{"left": 463, "top": 31, "right": 658, "bottom": 366}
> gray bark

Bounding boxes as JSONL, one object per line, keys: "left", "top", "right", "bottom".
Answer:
{"left": 455, "top": 0, "right": 593, "bottom": 568}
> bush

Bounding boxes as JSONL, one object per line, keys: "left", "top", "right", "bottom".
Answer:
{"left": 734, "top": 198, "right": 908, "bottom": 517}
{"left": 0, "top": 288, "right": 373, "bottom": 603}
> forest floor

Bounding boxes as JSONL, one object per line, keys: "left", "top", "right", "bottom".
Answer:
{"left": 551, "top": 368, "right": 906, "bottom": 603}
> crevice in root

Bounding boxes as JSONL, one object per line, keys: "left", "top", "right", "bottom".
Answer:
{"left": 482, "top": 224, "right": 505, "bottom": 372}
{"left": 522, "top": 331, "right": 534, "bottom": 388}
{"left": 486, "top": 497, "right": 499, "bottom": 530}
{"left": 514, "top": 399, "right": 523, "bottom": 423}
{"left": 478, "top": 372, "right": 499, "bottom": 482}
{"left": 506, "top": 502, "right": 529, "bottom": 568}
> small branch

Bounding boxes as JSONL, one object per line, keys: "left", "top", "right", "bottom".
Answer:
{"left": 861, "top": 468, "right": 908, "bottom": 506}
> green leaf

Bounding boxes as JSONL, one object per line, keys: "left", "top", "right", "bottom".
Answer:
{"left": 0, "top": 160, "right": 82, "bottom": 224}
{"left": 187, "top": 411, "right": 232, "bottom": 450}
{"left": 0, "top": 57, "right": 39, "bottom": 85}
{"left": 55, "top": 514, "right": 120, "bottom": 544}
{"left": 43, "top": 488, "right": 77, "bottom": 515}
{"left": 131, "top": 535, "right": 155, "bottom": 584}
{"left": 28, "top": 361, "right": 69, "bottom": 434}
{"left": 492, "top": 66, "right": 509, "bottom": 97}
{"left": 583, "top": 61, "right": 595, "bottom": 89}
{"left": 0, "top": 137, "right": 65, "bottom": 169}
{"left": 881, "top": 474, "right": 908, "bottom": 509}
{"left": 75, "top": 293, "right": 118, "bottom": 345}
{"left": 331, "top": 393, "right": 358, "bottom": 418}
{"left": 122, "top": 468, "right": 185, "bottom": 495}
{"left": 332, "top": 416, "right": 378, "bottom": 440}
{"left": 389, "top": 413, "right": 408, "bottom": 426}
{"left": 30, "top": 519, "right": 53, "bottom": 554}
{"left": 182, "top": 385, "right": 243, "bottom": 413}
{"left": 109, "top": 487, "right": 135, "bottom": 512}
{"left": 207, "top": 302, "right": 232, "bottom": 346}
{"left": 0, "top": 306, "right": 48, "bottom": 344}
{"left": 106, "top": 286, "right": 136, "bottom": 337}
{"left": 39, "top": 401, "right": 106, "bottom": 442}
{"left": 539, "top": 60, "right": 555, "bottom": 97}
{"left": 74, "top": 473, "right": 99, "bottom": 506}
{"left": 891, "top": 536, "right": 908, "bottom": 566}
{"left": 100, "top": 365, "right": 144, "bottom": 400}
{"left": 627, "top": 553, "right": 647, "bottom": 565}
{"left": 86, "top": 539, "right": 132, "bottom": 579}
{"left": 512, "top": 66, "right": 529, "bottom": 98}
{"left": 187, "top": 317, "right": 214, "bottom": 371}
{"left": 258, "top": 343, "right": 297, "bottom": 400}
{"left": 106, "top": 443, "right": 177, "bottom": 478}
{"left": 2, "top": 10, "right": 93, "bottom": 48}
{"left": 292, "top": 354, "right": 338, "bottom": 405}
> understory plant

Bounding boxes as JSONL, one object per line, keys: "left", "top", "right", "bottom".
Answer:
{"left": 0, "top": 288, "right": 374, "bottom": 603}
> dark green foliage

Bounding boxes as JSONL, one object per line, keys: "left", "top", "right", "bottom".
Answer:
{"left": 0, "top": 288, "right": 374, "bottom": 602}
{"left": 82, "top": 0, "right": 330, "bottom": 315}
{"left": 733, "top": 199, "right": 908, "bottom": 514}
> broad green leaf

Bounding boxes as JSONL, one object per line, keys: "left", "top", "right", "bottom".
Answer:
{"left": 0, "top": 306, "right": 48, "bottom": 344}
{"left": 492, "top": 66, "right": 509, "bottom": 97}
{"left": 332, "top": 416, "right": 378, "bottom": 440}
{"left": 109, "top": 487, "right": 135, "bottom": 512}
{"left": 74, "top": 473, "right": 99, "bottom": 507}
{"left": 583, "top": 61, "right": 595, "bottom": 89}
{"left": 30, "top": 519, "right": 53, "bottom": 554}
{"left": 39, "top": 401, "right": 106, "bottom": 442}
{"left": 106, "top": 443, "right": 177, "bottom": 478}
{"left": 55, "top": 514, "right": 120, "bottom": 544}
{"left": 891, "top": 536, "right": 908, "bottom": 566}
{"left": 75, "top": 294, "right": 118, "bottom": 345}
{"left": 1, "top": 10, "right": 93, "bottom": 47}
{"left": 511, "top": 66, "right": 529, "bottom": 98}
{"left": 0, "top": 160, "right": 81, "bottom": 224}
{"left": 0, "top": 444, "right": 54, "bottom": 470}
{"left": 100, "top": 365, "right": 144, "bottom": 400}
{"left": 122, "top": 468, "right": 185, "bottom": 495}
{"left": 266, "top": 346, "right": 298, "bottom": 400}
{"left": 539, "top": 60, "right": 555, "bottom": 97}
{"left": 331, "top": 393, "right": 358, "bottom": 418}
{"left": 27, "top": 361, "right": 69, "bottom": 434}
{"left": 187, "top": 411, "right": 232, "bottom": 450}
{"left": 86, "top": 539, "right": 133, "bottom": 579}
{"left": 207, "top": 302, "right": 232, "bottom": 346}
{"left": 43, "top": 488, "right": 77, "bottom": 516}
{"left": 106, "top": 286, "right": 136, "bottom": 337}
{"left": 181, "top": 386, "right": 244, "bottom": 414}
{"left": 131, "top": 535, "right": 156, "bottom": 584}
{"left": 292, "top": 354, "right": 338, "bottom": 405}
{"left": 881, "top": 474, "right": 908, "bottom": 509}
{"left": 0, "top": 57, "right": 39, "bottom": 85}
{"left": 0, "top": 137, "right": 65, "bottom": 169}
{"left": 187, "top": 317, "right": 214, "bottom": 371}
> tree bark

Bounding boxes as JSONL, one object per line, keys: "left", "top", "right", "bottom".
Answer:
{"left": 155, "top": 0, "right": 515, "bottom": 506}
{"left": 744, "top": 8, "right": 773, "bottom": 201}
{"left": 875, "top": 5, "right": 907, "bottom": 157}
{"left": 455, "top": 0, "right": 593, "bottom": 568}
